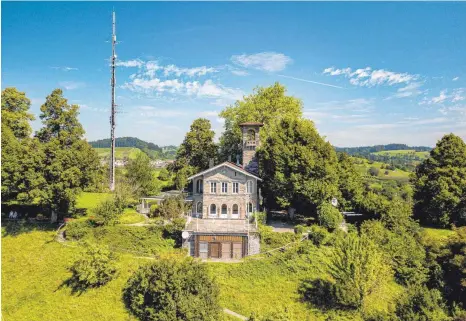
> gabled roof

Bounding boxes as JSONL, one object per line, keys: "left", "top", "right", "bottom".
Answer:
{"left": 188, "top": 161, "right": 262, "bottom": 181}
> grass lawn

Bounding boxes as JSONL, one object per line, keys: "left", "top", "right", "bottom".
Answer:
{"left": 119, "top": 208, "right": 146, "bottom": 224}
{"left": 352, "top": 158, "right": 411, "bottom": 182}
{"left": 93, "top": 147, "right": 142, "bottom": 160}
{"left": 420, "top": 227, "right": 455, "bottom": 245}
{"left": 372, "top": 150, "right": 429, "bottom": 159}
{"left": 1, "top": 223, "right": 236, "bottom": 320}
{"left": 76, "top": 192, "right": 113, "bottom": 211}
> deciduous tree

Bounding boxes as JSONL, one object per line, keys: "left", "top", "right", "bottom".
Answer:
{"left": 258, "top": 117, "right": 339, "bottom": 216}
{"left": 35, "top": 89, "right": 101, "bottom": 216}
{"left": 412, "top": 134, "right": 466, "bottom": 227}
{"left": 124, "top": 257, "right": 221, "bottom": 321}
{"left": 219, "top": 82, "right": 302, "bottom": 163}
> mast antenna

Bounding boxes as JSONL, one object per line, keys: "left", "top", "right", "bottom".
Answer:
{"left": 109, "top": 10, "right": 117, "bottom": 191}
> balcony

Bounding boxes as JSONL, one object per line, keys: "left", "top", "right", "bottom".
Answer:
{"left": 245, "top": 140, "right": 256, "bottom": 147}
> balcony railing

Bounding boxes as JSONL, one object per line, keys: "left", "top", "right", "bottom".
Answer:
{"left": 245, "top": 140, "right": 256, "bottom": 147}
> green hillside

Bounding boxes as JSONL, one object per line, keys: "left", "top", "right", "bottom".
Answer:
{"left": 372, "top": 149, "right": 429, "bottom": 158}
{"left": 93, "top": 147, "right": 142, "bottom": 160}
{"left": 352, "top": 157, "right": 411, "bottom": 182}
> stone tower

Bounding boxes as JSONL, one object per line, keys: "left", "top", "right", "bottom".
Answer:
{"left": 239, "top": 122, "right": 263, "bottom": 174}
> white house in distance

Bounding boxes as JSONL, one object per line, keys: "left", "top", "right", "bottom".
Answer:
{"left": 182, "top": 122, "right": 263, "bottom": 260}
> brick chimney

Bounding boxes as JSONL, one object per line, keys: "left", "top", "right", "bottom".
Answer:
{"left": 239, "top": 122, "right": 263, "bottom": 174}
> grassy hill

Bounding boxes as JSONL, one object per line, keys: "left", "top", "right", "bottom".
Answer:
{"left": 93, "top": 147, "right": 142, "bottom": 160}
{"left": 352, "top": 157, "right": 411, "bottom": 182}
{"left": 372, "top": 149, "right": 429, "bottom": 159}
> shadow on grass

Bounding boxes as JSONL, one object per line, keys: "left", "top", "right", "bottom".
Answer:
{"left": 1, "top": 220, "right": 58, "bottom": 237}
{"left": 56, "top": 276, "right": 90, "bottom": 296}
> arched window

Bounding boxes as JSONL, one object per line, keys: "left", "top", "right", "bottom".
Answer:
{"left": 247, "top": 180, "right": 253, "bottom": 194}
{"left": 221, "top": 204, "right": 228, "bottom": 217}
{"left": 247, "top": 129, "right": 255, "bottom": 141}
{"left": 196, "top": 202, "right": 203, "bottom": 214}
{"left": 210, "top": 204, "right": 217, "bottom": 216}
{"left": 232, "top": 204, "right": 239, "bottom": 216}
{"left": 248, "top": 202, "right": 253, "bottom": 214}
{"left": 196, "top": 179, "right": 203, "bottom": 193}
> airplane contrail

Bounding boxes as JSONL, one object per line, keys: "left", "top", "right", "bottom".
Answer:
{"left": 277, "top": 74, "right": 345, "bottom": 89}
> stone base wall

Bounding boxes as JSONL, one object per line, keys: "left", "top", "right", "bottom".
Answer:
{"left": 248, "top": 233, "right": 261, "bottom": 256}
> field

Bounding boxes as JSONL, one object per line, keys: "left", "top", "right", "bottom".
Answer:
{"left": 2, "top": 224, "right": 400, "bottom": 321}
{"left": 351, "top": 157, "right": 411, "bottom": 181}
{"left": 93, "top": 147, "right": 142, "bottom": 160}
{"left": 372, "top": 149, "right": 430, "bottom": 159}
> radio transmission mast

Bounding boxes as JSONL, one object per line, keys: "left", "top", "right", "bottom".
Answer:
{"left": 109, "top": 10, "right": 117, "bottom": 191}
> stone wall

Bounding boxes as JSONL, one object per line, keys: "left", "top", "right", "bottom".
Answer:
{"left": 248, "top": 233, "right": 261, "bottom": 256}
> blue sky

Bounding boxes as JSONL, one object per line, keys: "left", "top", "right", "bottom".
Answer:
{"left": 2, "top": 2, "right": 466, "bottom": 147}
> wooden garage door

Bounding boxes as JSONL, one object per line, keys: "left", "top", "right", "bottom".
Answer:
{"left": 221, "top": 242, "right": 231, "bottom": 259}
{"left": 232, "top": 242, "right": 242, "bottom": 259}
{"left": 209, "top": 243, "right": 220, "bottom": 258}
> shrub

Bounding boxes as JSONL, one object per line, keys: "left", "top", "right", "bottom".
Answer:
{"left": 154, "top": 195, "right": 190, "bottom": 219}
{"left": 124, "top": 257, "right": 221, "bottom": 321}
{"left": 299, "top": 278, "right": 336, "bottom": 308}
{"left": 317, "top": 203, "right": 343, "bottom": 230}
{"left": 307, "top": 225, "right": 330, "bottom": 246}
{"left": 259, "top": 225, "right": 297, "bottom": 251}
{"left": 327, "top": 234, "right": 393, "bottom": 309}
{"left": 65, "top": 220, "right": 92, "bottom": 240}
{"left": 158, "top": 168, "right": 170, "bottom": 181}
{"left": 162, "top": 217, "right": 186, "bottom": 247}
{"left": 150, "top": 203, "right": 159, "bottom": 216}
{"left": 294, "top": 224, "right": 309, "bottom": 235}
{"left": 92, "top": 197, "right": 122, "bottom": 226}
{"left": 68, "top": 243, "right": 118, "bottom": 291}
{"left": 369, "top": 167, "right": 379, "bottom": 176}
{"left": 395, "top": 284, "right": 450, "bottom": 321}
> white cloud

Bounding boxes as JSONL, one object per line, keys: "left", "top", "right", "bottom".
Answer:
{"left": 231, "top": 52, "right": 292, "bottom": 72}
{"left": 386, "top": 82, "right": 424, "bottom": 99}
{"left": 51, "top": 66, "right": 78, "bottom": 71}
{"left": 323, "top": 66, "right": 418, "bottom": 87}
{"left": 59, "top": 81, "right": 85, "bottom": 90}
{"left": 420, "top": 88, "right": 465, "bottom": 105}
{"left": 231, "top": 69, "right": 249, "bottom": 76}
{"left": 185, "top": 80, "right": 243, "bottom": 100}
{"left": 116, "top": 59, "right": 144, "bottom": 68}
{"left": 453, "top": 77, "right": 460, "bottom": 81}
{"left": 163, "top": 65, "right": 217, "bottom": 77}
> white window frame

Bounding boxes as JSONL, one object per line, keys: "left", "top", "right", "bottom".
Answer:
{"left": 221, "top": 182, "right": 228, "bottom": 194}
{"left": 196, "top": 202, "right": 203, "bottom": 216}
{"left": 210, "top": 182, "right": 217, "bottom": 194}
{"left": 232, "top": 204, "right": 239, "bottom": 219}
{"left": 210, "top": 204, "right": 217, "bottom": 217}
{"left": 220, "top": 204, "right": 228, "bottom": 218}
{"left": 196, "top": 179, "right": 203, "bottom": 194}
{"left": 233, "top": 182, "right": 239, "bottom": 194}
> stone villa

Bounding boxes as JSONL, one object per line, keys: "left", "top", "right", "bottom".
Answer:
{"left": 182, "top": 122, "right": 263, "bottom": 260}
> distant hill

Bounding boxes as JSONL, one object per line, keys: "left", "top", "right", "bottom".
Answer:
{"left": 334, "top": 144, "right": 431, "bottom": 155}
{"left": 89, "top": 137, "right": 177, "bottom": 160}
{"left": 335, "top": 144, "right": 432, "bottom": 172}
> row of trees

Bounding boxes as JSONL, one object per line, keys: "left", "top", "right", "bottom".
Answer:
{"left": 2, "top": 88, "right": 102, "bottom": 217}
{"left": 169, "top": 82, "right": 466, "bottom": 227}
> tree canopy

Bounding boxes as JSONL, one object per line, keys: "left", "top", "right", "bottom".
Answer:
{"left": 124, "top": 257, "right": 221, "bottom": 321}
{"left": 257, "top": 117, "right": 339, "bottom": 215}
{"left": 35, "top": 89, "right": 101, "bottom": 215}
{"left": 412, "top": 134, "right": 466, "bottom": 227}
{"left": 172, "top": 118, "right": 218, "bottom": 172}
{"left": 219, "top": 82, "right": 303, "bottom": 163}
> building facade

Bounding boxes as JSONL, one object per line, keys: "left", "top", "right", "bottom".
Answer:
{"left": 182, "top": 123, "right": 263, "bottom": 260}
